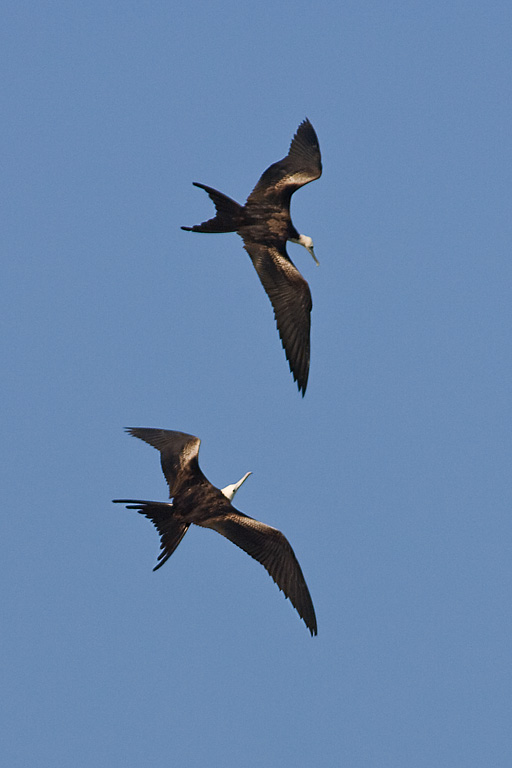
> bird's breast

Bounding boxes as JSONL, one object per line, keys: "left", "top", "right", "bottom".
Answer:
{"left": 173, "top": 484, "right": 225, "bottom": 525}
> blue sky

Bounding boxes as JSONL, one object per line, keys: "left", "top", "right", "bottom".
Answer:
{"left": 2, "top": 1, "right": 511, "bottom": 765}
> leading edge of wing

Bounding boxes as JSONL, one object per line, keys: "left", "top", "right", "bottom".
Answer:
{"left": 204, "top": 508, "right": 317, "bottom": 635}
{"left": 246, "top": 119, "right": 322, "bottom": 204}
{"left": 126, "top": 428, "right": 203, "bottom": 496}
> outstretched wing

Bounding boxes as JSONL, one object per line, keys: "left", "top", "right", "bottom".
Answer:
{"left": 246, "top": 119, "right": 322, "bottom": 208}
{"left": 242, "top": 240, "right": 311, "bottom": 395}
{"left": 126, "top": 428, "right": 205, "bottom": 497}
{"left": 113, "top": 499, "right": 190, "bottom": 571}
{"left": 203, "top": 508, "right": 317, "bottom": 636}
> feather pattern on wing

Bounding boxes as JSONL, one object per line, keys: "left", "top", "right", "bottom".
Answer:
{"left": 246, "top": 118, "right": 322, "bottom": 207}
{"left": 203, "top": 508, "right": 317, "bottom": 636}
{"left": 126, "top": 428, "right": 205, "bottom": 496}
{"left": 242, "top": 240, "right": 311, "bottom": 394}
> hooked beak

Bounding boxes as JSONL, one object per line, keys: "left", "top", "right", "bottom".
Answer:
{"left": 308, "top": 246, "right": 320, "bottom": 266}
{"left": 221, "top": 471, "right": 252, "bottom": 501}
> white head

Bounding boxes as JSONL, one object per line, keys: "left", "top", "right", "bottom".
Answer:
{"left": 221, "top": 471, "right": 252, "bottom": 501}
{"left": 291, "top": 234, "right": 319, "bottom": 266}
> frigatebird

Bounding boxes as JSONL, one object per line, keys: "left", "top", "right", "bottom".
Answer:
{"left": 182, "top": 118, "right": 322, "bottom": 395}
{"left": 113, "top": 427, "right": 317, "bottom": 635}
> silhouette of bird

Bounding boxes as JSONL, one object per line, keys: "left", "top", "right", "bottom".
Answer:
{"left": 113, "top": 427, "right": 317, "bottom": 635}
{"left": 182, "top": 119, "right": 322, "bottom": 395}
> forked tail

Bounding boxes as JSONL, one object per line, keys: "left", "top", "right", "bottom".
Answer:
{"left": 113, "top": 499, "right": 189, "bottom": 571}
{"left": 181, "top": 182, "right": 244, "bottom": 233}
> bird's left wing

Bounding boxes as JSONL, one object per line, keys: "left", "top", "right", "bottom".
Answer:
{"left": 204, "top": 508, "right": 317, "bottom": 636}
{"left": 242, "top": 239, "right": 312, "bottom": 395}
{"left": 246, "top": 118, "right": 322, "bottom": 206}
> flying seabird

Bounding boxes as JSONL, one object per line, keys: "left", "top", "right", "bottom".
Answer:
{"left": 113, "top": 427, "right": 317, "bottom": 635}
{"left": 182, "top": 118, "right": 322, "bottom": 395}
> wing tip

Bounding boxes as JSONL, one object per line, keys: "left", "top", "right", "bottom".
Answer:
{"left": 125, "top": 426, "right": 142, "bottom": 438}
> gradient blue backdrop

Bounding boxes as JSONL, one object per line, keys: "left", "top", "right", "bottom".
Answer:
{"left": 2, "top": 1, "right": 511, "bottom": 765}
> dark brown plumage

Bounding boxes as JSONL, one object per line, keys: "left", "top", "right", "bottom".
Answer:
{"left": 113, "top": 427, "right": 317, "bottom": 636}
{"left": 181, "top": 119, "right": 322, "bottom": 395}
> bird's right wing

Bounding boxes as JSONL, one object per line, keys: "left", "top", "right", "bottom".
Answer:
{"left": 242, "top": 240, "right": 312, "bottom": 395}
{"left": 204, "top": 508, "right": 317, "bottom": 636}
{"left": 126, "top": 428, "right": 204, "bottom": 496}
{"left": 113, "top": 499, "right": 190, "bottom": 571}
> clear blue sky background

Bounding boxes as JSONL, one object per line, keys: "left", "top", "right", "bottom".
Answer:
{"left": 2, "top": 1, "right": 511, "bottom": 765}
